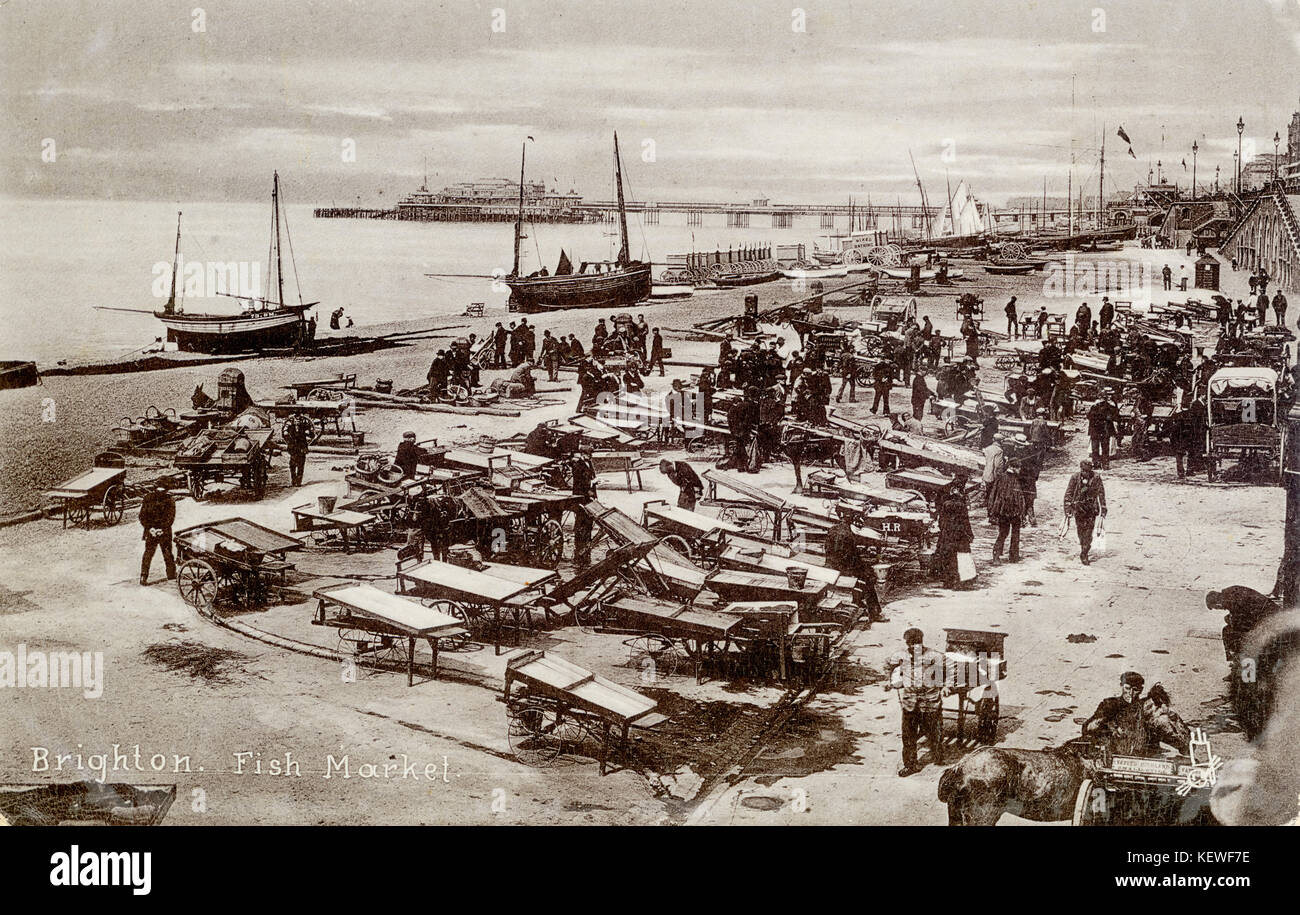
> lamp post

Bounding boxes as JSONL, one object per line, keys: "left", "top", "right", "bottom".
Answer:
{"left": 1192, "top": 140, "right": 1198, "bottom": 201}
{"left": 1275, "top": 131, "right": 1281, "bottom": 183}
{"left": 1236, "top": 116, "right": 1245, "bottom": 194}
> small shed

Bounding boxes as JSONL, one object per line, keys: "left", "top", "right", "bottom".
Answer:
{"left": 1194, "top": 254, "right": 1220, "bottom": 291}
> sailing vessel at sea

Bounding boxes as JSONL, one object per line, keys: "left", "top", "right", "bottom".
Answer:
{"left": 155, "top": 172, "right": 318, "bottom": 354}
{"left": 505, "top": 133, "right": 652, "bottom": 313}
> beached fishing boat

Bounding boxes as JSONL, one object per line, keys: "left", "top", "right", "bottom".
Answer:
{"left": 505, "top": 134, "right": 652, "bottom": 313}
{"left": 649, "top": 283, "right": 695, "bottom": 300}
{"left": 711, "top": 270, "right": 782, "bottom": 287}
{"left": 782, "top": 263, "right": 849, "bottom": 280}
{"left": 984, "top": 262, "right": 1035, "bottom": 276}
{"left": 878, "top": 266, "right": 939, "bottom": 281}
{"left": 154, "top": 173, "right": 318, "bottom": 354}
{"left": 0, "top": 360, "right": 39, "bottom": 390}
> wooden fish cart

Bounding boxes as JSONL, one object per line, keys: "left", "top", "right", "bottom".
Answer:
{"left": 42, "top": 461, "right": 127, "bottom": 529}
{"left": 502, "top": 650, "right": 668, "bottom": 774}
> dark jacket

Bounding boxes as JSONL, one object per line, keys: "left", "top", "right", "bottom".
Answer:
{"left": 825, "top": 519, "right": 869, "bottom": 580}
{"left": 395, "top": 440, "right": 422, "bottom": 478}
{"left": 1064, "top": 471, "right": 1106, "bottom": 517}
{"left": 139, "top": 489, "right": 176, "bottom": 536}
{"left": 984, "top": 470, "right": 1024, "bottom": 521}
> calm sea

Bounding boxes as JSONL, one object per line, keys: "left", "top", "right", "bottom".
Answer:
{"left": 0, "top": 197, "right": 790, "bottom": 365}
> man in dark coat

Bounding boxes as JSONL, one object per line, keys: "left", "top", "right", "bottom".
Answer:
{"left": 394, "top": 431, "right": 422, "bottom": 479}
{"left": 281, "top": 413, "right": 315, "bottom": 487}
{"left": 931, "top": 477, "right": 973, "bottom": 588}
{"left": 911, "top": 371, "right": 933, "bottom": 429}
{"left": 658, "top": 459, "right": 703, "bottom": 511}
{"left": 986, "top": 463, "right": 1025, "bottom": 563}
{"left": 870, "top": 358, "right": 894, "bottom": 414}
{"left": 648, "top": 328, "right": 667, "bottom": 376}
{"left": 1086, "top": 396, "right": 1118, "bottom": 469}
{"left": 1063, "top": 459, "right": 1106, "bottom": 564}
{"left": 1083, "top": 671, "right": 1149, "bottom": 756}
{"left": 825, "top": 516, "right": 883, "bottom": 622}
{"left": 570, "top": 448, "right": 597, "bottom": 567}
{"left": 492, "top": 322, "right": 508, "bottom": 368}
{"left": 139, "top": 483, "right": 177, "bottom": 585}
{"left": 1099, "top": 297, "right": 1114, "bottom": 329}
{"left": 1004, "top": 296, "right": 1018, "bottom": 338}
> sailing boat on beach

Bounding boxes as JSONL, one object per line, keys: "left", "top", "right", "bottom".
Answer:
{"left": 155, "top": 172, "right": 318, "bottom": 354}
{"left": 505, "top": 133, "right": 652, "bottom": 313}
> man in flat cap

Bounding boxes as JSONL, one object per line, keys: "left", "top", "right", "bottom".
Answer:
{"left": 1082, "top": 671, "right": 1149, "bottom": 755}
{"left": 394, "top": 431, "right": 422, "bottom": 479}
{"left": 1064, "top": 458, "right": 1106, "bottom": 564}
{"left": 885, "top": 627, "right": 947, "bottom": 776}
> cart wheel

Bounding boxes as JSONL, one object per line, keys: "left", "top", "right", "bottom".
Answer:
{"left": 188, "top": 472, "right": 204, "bottom": 502}
{"left": 177, "top": 559, "right": 219, "bottom": 613}
{"left": 421, "top": 600, "right": 472, "bottom": 645}
{"left": 1071, "top": 778, "right": 1101, "bottom": 826}
{"left": 660, "top": 534, "right": 696, "bottom": 565}
{"left": 855, "top": 365, "right": 874, "bottom": 386}
{"left": 626, "top": 635, "right": 681, "bottom": 681}
{"left": 975, "top": 696, "right": 1000, "bottom": 744}
{"left": 537, "top": 519, "right": 565, "bottom": 568}
{"left": 506, "top": 700, "right": 565, "bottom": 767}
{"left": 574, "top": 601, "right": 607, "bottom": 632}
{"left": 101, "top": 485, "right": 125, "bottom": 526}
{"left": 446, "top": 384, "right": 471, "bottom": 405}
{"left": 67, "top": 500, "right": 91, "bottom": 527}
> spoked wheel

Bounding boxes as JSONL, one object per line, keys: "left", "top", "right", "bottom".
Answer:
{"left": 507, "top": 700, "right": 566, "bottom": 767}
{"left": 188, "top": 472, "right": 204, "bottom": 502}
{"left": 177, "top": 559, "right": 219, "bottom": 613}
{"left": 536, "top": 519, "right": 565, "bottom": 568}
{"left": 1072, "top": 778, "right": 1103, "bottom": 826}
{"left": 101, "top": 485, "right": 125, "bottom": 526}
{"left": 67, "top": 499, "right": 91, "bottom": 527}
{"left": 625, "top": 635, "right": 682, "bottom": 682}
{"left": 574, "top": 601, "right": 608, "bottom": 633}
{"left": 421, "top": 599, "right": 473, "bottom": 644}
{"left": 446, "top": 384, "right": 471, "bottom": 405}
{"left": 660, "top": 534, "right": 696, "bottom": 565}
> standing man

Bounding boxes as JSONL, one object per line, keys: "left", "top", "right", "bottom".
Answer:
{"left": 1162, "top": 264, "right": 1172, "bottom": 290}
{"left": 886, "top": 628, "right": 946, "bottom": 777}
{"left": 1028, "top": 406, "right": 1052, "bottom": 459}
{"left": 1064, "top": 459, "right": 1107, "bottom": 565}
{"left": 835, "top": 349, "right": 857, "bottom": 403}
{"left": 911, "top": 370, "right": 933, "bottom": 429}
{"left": 1004, "top": 296, "right": 1018, "bottom": 338}
{"left": 986, "top": 462, "right": 1024, "bottom": 563}
{"left": 648, "top": 328, "right": 667, "bottom": 376}
{"left": 570, "top": 447, "right": 597, "bottom": 567}
{"left": 540, "top": 329, "right": 560, "bottom": 382}
{"left": 1170, "top": 405, "right": 1197, "bottom": 479}
{"left": 394, "top": 431, "right": 422, "bottom": 478}
{"left": 931, "top": 476, "right": 973, "bottom": 589}
{"left": 869, "top": 357, "right": 894, "bottom": 414}
{"left": 658, "top": 459, "right": 703, "bottom": 511}
{"left": 492, "top": 322, "right": 508, "bottom": 368}
{"left": 1099, "top": 297, "right": 1114, "bottom": 330}
{"left": 1086, "top": 394, "right": 1117, "bottom": 470}
{"left": 981, "top": 432, "right": 1006, "bottom": 494}
{"left": 281, "top": 413, "right": 314, "bottom": 487}
{"left": 139, "top": 483, "right": 177, "bottom": 585}
{"left": 1273, "top": 289, "right": 1288, "bottom": 327}
{"left": 824, "top": 514, "right": 884, "bottom": 623}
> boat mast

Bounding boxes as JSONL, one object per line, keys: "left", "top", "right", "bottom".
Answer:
{"left": 908, "top": 150, "right": 931, "bottom": 237}
{"left": 165, "top": 211, "right": 182, "bottom": 314}
{"left": 273, "top": 171, "right": 285, "bottom": 309}
{"left": 1098, "top": 123, "right": 1106, "bottom": 230}
{"left": 613, "top": 132, "right": 631, "bottom": 267}
{"left": 513, "top": 141, "right": 526, "bottom": 276}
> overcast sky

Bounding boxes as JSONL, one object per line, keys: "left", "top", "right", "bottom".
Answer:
{"left": 3, "top": 0, "right": 1299, "bottom": 206}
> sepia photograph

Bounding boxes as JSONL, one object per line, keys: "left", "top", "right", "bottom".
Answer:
{"left": 0, "top": 0, "right": 1296, "bottom": 890}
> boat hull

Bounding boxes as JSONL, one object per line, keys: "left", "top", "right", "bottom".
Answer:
{"left": 711, "top": 271, "right": 782, "bottom": 287}
{"left": 155, "top": 306, "right": 313, "bottom": 354}
{"left": 0, "top": 360, "right": 39, "bottom": 391}
{"left": 507, "top": 262, "right": 652, "bottom": 313}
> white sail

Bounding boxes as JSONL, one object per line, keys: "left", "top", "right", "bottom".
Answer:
{"left": 936, "top": 180, "right": 987, "bottom": 237}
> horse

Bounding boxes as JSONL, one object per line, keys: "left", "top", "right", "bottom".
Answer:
{"left": 937, "top": 743, "right": 1090, "bottom": 826}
